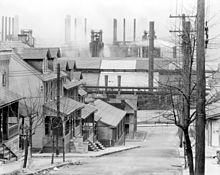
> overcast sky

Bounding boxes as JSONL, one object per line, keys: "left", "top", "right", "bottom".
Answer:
{"left": 0, "top": 0, "right": 220, "bottom": 49}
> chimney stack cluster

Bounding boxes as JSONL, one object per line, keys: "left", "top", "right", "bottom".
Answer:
{"left": 112, "top": 18, "right": 137, "bottom": 45}
{"left": 64, "top": 15, "right": 87, "bottom": 45}
{"left": 1, "top": 15, "right": 19, "bottom": 41}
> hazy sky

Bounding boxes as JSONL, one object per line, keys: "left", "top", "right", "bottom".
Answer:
{"left": 0, "top": 0, "right": 220, "bottom": 48}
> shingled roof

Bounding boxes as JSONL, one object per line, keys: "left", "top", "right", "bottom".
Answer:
{"left": 81, "top": 104, "right": 97, "bottom": 119}
{"left": 44, "top": 97, "right": 84, "bottom": 115}
{"left": 0, "top": 88, "right": 22, "bottom": 107}
{"left": 94, "top": 99, "right": 126, "bottom": 127}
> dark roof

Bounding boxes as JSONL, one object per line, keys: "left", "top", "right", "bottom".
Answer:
{"left": 44, "top": 97, "right": 84, "bottom": 115}
{"left": 64, "top": 79, "right": 81, "bottom": 89}
{"left": 18, "top": 48, "right": 60, "bottom": 60}
{"left": 0, "top": 88, "right": 21, "bottom": 106}
{"left": 94, "top": 99, "right": 126, "bottom": 127}
{"left": 81, "top": 104, "right": 97, "bottom": 119}
{"left": 42, "top": 71, "right": 67, "bottom": 82}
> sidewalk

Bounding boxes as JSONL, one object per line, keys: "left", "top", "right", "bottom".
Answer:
{"left": 0, "top": 142, "right": 142, "bottom": 175}
{"left": 178, "top": 146, "right": 220, "bottom": 175}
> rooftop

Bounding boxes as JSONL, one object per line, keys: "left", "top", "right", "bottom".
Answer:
{"left": 94, "top": 99, "right": 126, "bottom": 127}
{"left": 0, "top": 88, "right": 22, "bottom": 107}
{"left": 44, "top": 97, "right": 84, "bottom": 116}
{"left": 81, "top": 104, "right": 97, "bottom": 119}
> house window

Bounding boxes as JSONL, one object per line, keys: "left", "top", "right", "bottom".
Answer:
{"left": 2, "top": 72, "right": 6, "bottom": 87}
{"left": 65, "top": 120, "right": 70, "bottom": 135}
{"left": 45, "top": 116, "right": 50, "bottom": 135}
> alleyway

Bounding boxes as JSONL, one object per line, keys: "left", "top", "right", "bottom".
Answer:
{"left": 48, "top": 125, "right": 182, "bottom": 175}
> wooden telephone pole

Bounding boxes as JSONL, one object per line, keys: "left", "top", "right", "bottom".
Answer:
{"left": 195, "top": 0, "right": 206, "bottom": 174}
{"left": 148, "top": 21, "right": 154, "bottom": 92}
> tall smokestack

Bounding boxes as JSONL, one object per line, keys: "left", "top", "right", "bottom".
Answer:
{"left": 123, "top": 18, "right": 126, "bottom": 45}
{"left": 12, "top": 17, "right": 14, "bottom": 40}
{"left": 84, "top": 18, "right": 87, "bottom": 41}
{"left": 2, "top": 16, "right": 4, "bottom": 41}
{"left": 65, "top": 15, "right": 71, "bottom": 44}
{"left": 14, "top": 15, "right": 19, "bottom": 39}
{"left": 113, "top": 18, "right": 117, "bottom": 44}
{"left": 133, "top": 18, "right": 136, "bottom": 41}
{"left": 74, "top": 18, "right": 77, "bottom": 42}
{"left": 148, "top": 21, "right": 154, "bottom": 92}
{"left": 8, "top": 17, "right": 11, "bottom": 40}
{"left": 5, "top": 17, "right": 7, "bottom": 41}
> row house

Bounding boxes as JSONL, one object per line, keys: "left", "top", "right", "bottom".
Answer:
{"left": 6, "top": 47, "right": 89, "bottom": 153}
{"left": 0, "top": 50, "right": 21, "bottom": 161}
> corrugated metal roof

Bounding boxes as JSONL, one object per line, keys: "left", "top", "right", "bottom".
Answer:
{"left": 44, "top": 97, "right": 84, "bottom": 115}
{"left": 81, "top": 104, "right": 97, "bottom": 119}
{"left": 94, "top": 99, "right": 126, "bottom": 127}
{"left": 0, "top": 88, "right": 22, "bottom": 106}
{"left": 101, "top": 60, "right": 136, "bottom": 70}
{"left": 99, "top": 72, "right": 159, "bottom": 87}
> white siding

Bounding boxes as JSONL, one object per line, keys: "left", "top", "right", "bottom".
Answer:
{"left": 99, "top": 72, "right": 159, "bottom": 87}
{"left": 9, "top": 55, "right": 43, "bottom": 98}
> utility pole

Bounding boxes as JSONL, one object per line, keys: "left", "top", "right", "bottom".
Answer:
{"left": 195, "top": 0, "right": 206, "bottom": 174}
{"left": 148, "top": 21, "right": 154, "bottom": 92}
{"left": 56, "top": 63, "right": 60, "bottom": 156}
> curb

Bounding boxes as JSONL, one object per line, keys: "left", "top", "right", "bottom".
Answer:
{"left": 94, "top": 145, "right": 141, "bottom": 157}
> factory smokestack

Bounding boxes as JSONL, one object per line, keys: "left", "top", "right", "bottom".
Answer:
{"left": 74, "top": 18, "right": 77, "bottom": 42}
{"left": 5, "top": 17, "right": 7, "bottom": 41}
{"left": 173, "top": 46, "right": 177, "bottom": 58}
{"left": 65, "top": 15, "right": 71, "bottom": 44}
{"left": 123, "top": 18, "right": 126, "bottom": 45}
{"left": 8, "top": 17, "right": 11, "bottom": 40}
{"left": 117, "top": 75, "right": 121, "bottom": 94}
{"left": 133, "top": 18, "right": 136, "bottom": 41}
{"left": 2, "top": 16, "right": 4, "bottom": 41}
{"left": 113, "top": 18, "right": 117, "bottom": 44}
{"left": 84, "top": 18, "right": 87, "bottom": 41}
{"left": 14, "top": 15, "right": 19, "bottom": 39}
{"left": 12, "top": 17, "right": 14, "bottom": 39}
{"left": 105, "top": 75, "right": 108, "bottom": 93}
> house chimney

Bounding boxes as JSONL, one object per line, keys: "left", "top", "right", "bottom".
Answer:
{"left": 173, "top": 46, "right": 177, "bottom": 58}
{"left": 123, "top": 18, "right": 126, "bottom": 45}
{"left": 117, "top": 75, "right": 121, "bottom": 94}
{"left": 2, "top": 16, "right": 4, "bottom": 41}
{"left": 105, "top": 75, "right": 108, "bottom": 92}
{"left": 65, "top": 15, "right": 71, "bottom": 44}
{"left": 133, "top": 18, "right": 136, "bottom": 41}
{"left": 113, "top": 18, "right": 117, "bottom": 44}
{"left": 14, "top": 15, "right": 19, "bottom": 39}
{"left": 5, "top": 16, "right": 7, "bottom": 41}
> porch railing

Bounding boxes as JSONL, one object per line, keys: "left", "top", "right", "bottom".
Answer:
{"left": 8, "top": 124, "right": 19, "bottom": 140}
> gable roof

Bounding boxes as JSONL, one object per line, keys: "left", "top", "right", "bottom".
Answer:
{"left": 44, "top": 97, "right": 84, "bottom": 115}
{"left": 18, "top": 48, "right": 60, "bottom": 60}
{"left": 64, "top": 79, "right": 81, "bottom": 89}
{"left": 81, "top": 104, "right": 97, "bottom": 119}
{"left": 94, "top": 99, "right": 126, "bottom": 127}
{"left": 0, "top": 88, "right": 22, "bottom": 107}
